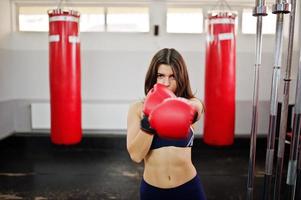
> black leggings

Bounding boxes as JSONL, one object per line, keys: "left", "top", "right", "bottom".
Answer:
{"left": 140, "top": 175, "right": 207, "bottom": 200}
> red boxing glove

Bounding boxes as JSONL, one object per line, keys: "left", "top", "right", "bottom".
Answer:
{"left": 143, "top": 83, "right": 176, "bottom": 116}
{"left": 149, "top": 98, "right": 197, "bottom": 139}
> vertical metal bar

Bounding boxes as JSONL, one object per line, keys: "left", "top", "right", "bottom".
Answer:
{"left": 274, "top": 0, "right": 296, "bottom": 199}
{"left": 286, "top": 48, "right": 301, "bottom": 199}
{"left": 296, "top": 145, "right": 301, "bottom": 199}
{"left": 263, "top": 13, "right": 284, "bottom": 200}
{"left": 246, "top": 1, "right": 267, "bottom": 199}
{"left": 263, "top": 2, "right": 291, "bottom": 199}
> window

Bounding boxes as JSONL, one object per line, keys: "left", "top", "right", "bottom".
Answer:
{"left": 17, "top": 5, "right": 149, "bottom": 33}
{"left": 242, "top": 8, "right": 276, "bottom": 34}
{"left": 107, "top": 7, "right": 149, "bottom": 32}
{"left": 18, "top": 6, "right": 105, "bottom": 32}
{"left": 66, "top": 7, "right": 105, "bottom": 32}
{"left": 167, "top": 7, "right": 203, "bottom": 33}
{"left": 19, "top": 6, "right": 53, "bottom": 32}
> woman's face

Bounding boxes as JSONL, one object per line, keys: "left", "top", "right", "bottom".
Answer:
{"left": 156, "top": 64, "right": 177, "bottom": 93}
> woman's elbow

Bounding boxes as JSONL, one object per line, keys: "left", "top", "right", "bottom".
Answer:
{"left": 127, "top": 146, "right": 143, "bottom": 163}
{"left": 129, "top": 153, "right": 143, "bottom": 163}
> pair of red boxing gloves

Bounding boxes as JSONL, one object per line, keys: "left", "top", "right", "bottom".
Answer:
{"left": 140, "top": 83, "right": 197, "bottom": 139}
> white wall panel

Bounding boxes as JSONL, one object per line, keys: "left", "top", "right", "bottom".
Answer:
{"left": 31, "top": 103, "right": 129, "bottom": 130}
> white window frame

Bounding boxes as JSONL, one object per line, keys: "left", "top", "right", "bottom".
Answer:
{"left": 11, "top": 1, "right": 150, "bottom": 33}
{"left": 11, "top": 1, "right": 277, "bottom": 36}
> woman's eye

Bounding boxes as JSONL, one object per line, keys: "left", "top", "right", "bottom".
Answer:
{"left": 169, "top": 75, "right": 175, "bottom": 80}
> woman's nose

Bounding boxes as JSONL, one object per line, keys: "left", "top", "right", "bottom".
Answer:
{"left": 161, "top": 77, "right": 170, "bottom": 86}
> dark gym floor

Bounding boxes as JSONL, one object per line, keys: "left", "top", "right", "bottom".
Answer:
{"left": 0, "top": 133, "right": 292, "bottom": 200}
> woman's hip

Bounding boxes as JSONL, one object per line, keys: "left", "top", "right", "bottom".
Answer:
{"left": 140, "top": 174, "right": 207, "bottom": 200}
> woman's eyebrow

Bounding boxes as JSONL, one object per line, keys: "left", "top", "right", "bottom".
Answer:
{"left": 157, "top": 72, "right": 173, "bottom": 76}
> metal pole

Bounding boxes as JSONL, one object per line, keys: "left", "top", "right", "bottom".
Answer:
{"left": 246, "top": 1, "right": 267, "bottom": 199}
{"left": 263, "top": 2, "right": 291, "bottom": 199}
{"left": 286, "top": 48, "right": 301, "bottom": 199}
{"left": 274, "top": 0, "right": 296, "bottom": 199}
{"left": 296, "top": 144, "right": 301, "bottom": 199}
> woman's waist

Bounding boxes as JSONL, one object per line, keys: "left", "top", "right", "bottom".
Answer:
{"left": 143, "top": 161, "right": 196, "bottom": 188}
{"left": 146, "top": 146, "right": 192, "bottom": 162}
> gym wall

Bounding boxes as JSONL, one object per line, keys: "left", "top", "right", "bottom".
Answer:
{"left": 0, "top": 0, "right": 300, "bottom": 139}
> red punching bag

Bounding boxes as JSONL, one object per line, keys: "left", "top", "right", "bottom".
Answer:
{"left": 48, "top": 9, "right": 82, "bottom": 145}
{"left": 204, "top": 12, "right": 236, "bottom": 146}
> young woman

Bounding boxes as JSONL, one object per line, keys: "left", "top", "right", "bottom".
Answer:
{"left": 127, "top": 48, "right": 206, "bottom": 200}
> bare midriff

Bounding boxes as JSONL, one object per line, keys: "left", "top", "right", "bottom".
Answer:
{"left": 143, "top": 146, "right": 197, "bottom": 188}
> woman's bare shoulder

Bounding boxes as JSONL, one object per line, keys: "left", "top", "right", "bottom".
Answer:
{"left": 189, "top": 97, "right": 204, "bottom": 114}
{"left": 190, "top": 97, "right": 202, "bottom": 102}
{"left": 190, "top": 97, "right": 204, "bottom": 105}
{"left": 128, "top": 100, "right": 143, "bottom": 115}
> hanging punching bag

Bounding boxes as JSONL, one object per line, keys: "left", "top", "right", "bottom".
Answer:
{"left": 48, "top": 9, "right": 82, "bottom": 145}
{"left": 204, "top": 12, "right": 236, "bottom": 146}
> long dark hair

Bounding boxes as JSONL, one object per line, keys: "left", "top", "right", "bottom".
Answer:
{"left": 144, "top": 48, "right": 194, "bottom": 99}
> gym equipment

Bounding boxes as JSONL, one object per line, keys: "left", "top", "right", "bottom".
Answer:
{"left": 262, "top": 1, "right": 290, "bottom": 199}
{"left": 204, "top": 11, "right": 236, "bottom": 146}
{"left": 246, "top": 0, "right": 267, "bottom": 199}
{"left": 274, "top": 0, "right": 296, "bottom": 198}
{"left": 285, "top": 40, "right": 301, "bottom": 200}
{"left": 48, "top": 9, "right": 82, "bottom": 145}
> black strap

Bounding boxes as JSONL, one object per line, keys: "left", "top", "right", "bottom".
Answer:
{"left": 192, "top": 112, "right": 198, "bottom": 124}
{"left": 140, "top": 115, "right": 156, "bottom": 135}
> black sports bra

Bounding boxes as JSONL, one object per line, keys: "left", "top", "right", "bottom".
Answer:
{"left": 150, "top": 128, "right": 194, "bottom": 150}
